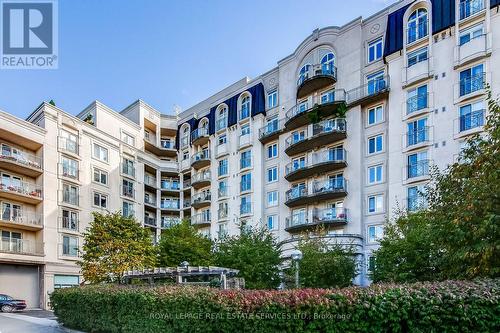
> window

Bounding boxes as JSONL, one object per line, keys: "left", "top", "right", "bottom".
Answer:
{"left": 182, "top": 151, "right": 189, "bottom": 161}
{"left": 407, "top": 8, "right": 428, "bottom": 44}
{"left": 60, "top": 130, "right": 78, "bottom": 154}
{"left": 320, "top": 52, "right": 335, "bottom": 75}
{"left": 54, "top": 275, "right": 80, "bottom": 289}
{"left": 407, "top": 185, "right": 427, "bottom": 211}
{"left": 121, "top": 132, "right": 135, "bottom": 146}
{"left": 291, "top": 129, "right": 306, "bottom": 145}
{"left": 240, "top": 150, "right": 251, "bottom": 169}
{"left": 297, "top": 64, "right": 311, "bottom": 85}
{"left": 241, "top": 123, "right": 250, "bottom": 136}
{"left": 122, "top": 179, "right": 134, "bottom": 198}
{"left": 93, "top": 192, "right": 108, "bottom": 208}
{"left": 61, "top": 157, "right": 78, "bottom": 179}
{"left": 298, "top": 100, "right": 309, "bottom": 113}
{"left": 240, "top": 173, "right": 251, "bottom": 192}
{"left": 367, "top": 256, "right": 376, "bottom": 273}
{"left": 407, "top": 118, "right": 428, "bottom": 146}
{"left": 122, "top": 201, "right": 134, "bottom": 217}
{"left": 320, "top": 89, "right": 335, "bottom": 104}
{"left": 218, "top": 159, "right": 228, "bottom": 177}
{"left": 366, "top": 71, "right": 386, "bottom": 95}
{"left": 62, "top": 184, "right": 79, "bottom": 206}
{"left": 267, "top": 191, "right": 278, "bottom": 207}
{"left": 264, "top": 116, "right": 279, "bottom": 135}
{"left": 368, "top": 134, "right": 383, "bottom": 154}
{"left": 240, "top": 95, "right": 251, "bottom": 120}
{"left": 368, "top": 194, "right": 383, "bottom": 213}
{"left": 240, "top": 195, "right": 251, "bottom": 214}
{"left": 367, "top": 105, "right": 383, "bottom": 125}
{"left": 267, "top": 90, "right": 278, "bottom": 109}
{"left": 93, "top": 168, "right": 108, "bottom": 185}
{"left": 368, "top": 225, "right": 384, "bottom": 242}
{"left": 218, "top": 134, "right": 227, "bottom": 146}
{"left": 93, "top": 143, "right": 108, "bottom": 162}
{"left": 218, "top": 179, "right": 228, "bottom": 197}
{"left": 216, "top": 105, "right": 228, "bottom": 131}
{"left": 407, "top": 151, "right": 429, "bottom": 178}
{"left": 368, "top": 165, "right": 383, "bottom": 184}
{"left": 267, "top": 215, "right": 277, "bottom": 230}
{"left": 1, "top": 202, "right": 21, "bottom": 223}
{"left": 122, "top": 158, "right": 134, "bottom": 177}
{"left": 407, "top": 84, "right": 428, "bottom": 114}
{"left": 218, "top": 223, "right": 228, "bottom": 237}
{"left": 267, "top": 166, "right": 278, "bottom": 183}
{"left": 368, "top": 37, "right": 383, "bottom": 63}
{"left": 61, "top": 209, "right": 78, "bottom": 231}
{"left": 459, "top": 100, "right": 485, "bottom": 132}
{"left": 62, "top": 235, "right": 78, "bottom": 257}
{"left": 459, "top": 23, "right": 483, "bottom": 46}
{"left": 267, "top": 143, "right": 278, "bottom": 159}
{"left": 460, "top": 64, "right": 484, "bottom": 96}
{"left": 459, "top": 0, "right": 484, "bottom": 20}
{"left": 407, "top": 47, "right": 427, "bottom": 67}
{"left": 218, "top": 201, "right": 228, "bottom": 219}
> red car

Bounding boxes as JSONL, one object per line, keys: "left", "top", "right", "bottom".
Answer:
{"left": 0, "top": 294, "right": 27, "bottom": 312}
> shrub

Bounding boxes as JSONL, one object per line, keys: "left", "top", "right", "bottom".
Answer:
{"left": 51, "top": 279, "right": 500, "bottom": 333}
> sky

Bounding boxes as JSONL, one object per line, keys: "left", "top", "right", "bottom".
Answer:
{"left": 0, "top": 0, "right": 398, "bottom": 119}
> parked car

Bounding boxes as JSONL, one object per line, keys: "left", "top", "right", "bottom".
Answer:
{"left": 0, "top": 294, "right": 27, "bottom": 312}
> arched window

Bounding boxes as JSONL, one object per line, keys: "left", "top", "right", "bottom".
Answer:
{"left": 181, "top": 125, "right": 190, "bottom": 148}
{"left": 216, "top": 105, "right": 228, "bottom": 131}
{"left": 320, "top": 52, "right": 335, "bottom": 75}
{"left": 407, "top": 8, "right": 428, "bottom": 44}
{"left": 199, "top": 119, "right": 209, "bottom": 134}
{"left": 240, "top": 95, "right": 251, "bottom": 120}
{"left": 297, "top": 64, "right": 311, "bottom": 86}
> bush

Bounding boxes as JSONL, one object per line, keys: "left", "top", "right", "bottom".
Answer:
{"left": 51, "top": 279, "right": 500, "bottom": 333}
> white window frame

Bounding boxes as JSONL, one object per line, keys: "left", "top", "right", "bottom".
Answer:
{"left": 367, "top": 164, "right": 383, "bottom": 185}
{"left": 367, "top": 105, "right": 384, "bottom": 126}
{"left": 367, "top": 37, "right": 383, "bottom": 63}
{"left": 92, "top": 143, "right": 109, "bottom": 163}
{"left": 93, "top": 167, "right": 108, "bottom": 186}
{"left": 267, "top": 166, "right": 278, "bottom": 183}
{"left": 93, "top": 192, "right": 108, "bottom": 209}
{"left": 267, "top": 90, "right": 278, "bottom": 109}
{"left": 367, "top": 225, "right": 384, "bottom": 243}
{"left": 367, "top": 194, "right": 384, "bottom": 214}
{"left": 267, "top": 190, "right": 278, "bottom": 207}
{"left": 267, "top": 142, "right": 278, "bottom": 159}
{"left": 367, "top": 134, "right": 384, "bottom": 155}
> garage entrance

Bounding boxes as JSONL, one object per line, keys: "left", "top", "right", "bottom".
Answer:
{"left": 0, "top": 264, "right": 41, "bottom": 308}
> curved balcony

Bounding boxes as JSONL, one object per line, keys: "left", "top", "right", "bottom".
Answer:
{"left": 284, "top": 118, "right": 346, "bottom": 156}
{"left": 190, "top": 127, "right": 210, "bottom": 146}
{"left": 0, "top": 181, "right": 43, "bottom": 204}
{"left": 190, "top": 212, "right": 211, "bottom": 227}
{"left": 192, "top": 191, "right": 211, "bottom": 209}
{"left": 347, "top": 75, "right": 390, "bottom": 107}
{"left": 296, "top": 63, "right": 337, "bottom": 99}
{"left": 259, "top": 119, "right": 285, "bottom": 144}
{"left": 285, "top": 89, "right": 346, "bottom": 131}
{"left": 191, "top": 150, "right": 210, "bottom": 169}
{"left": 191, "top": 170, "right": 211, "bottom": 190}
{"left": 285, "top": 179, "right": 347, "bottom": 207}
{"left": 285, "top": 208, "right": 347, "bottom": 233}
{"left": 284, "top": 148, "right": 347, "bottom": 182}
{"left": 0, "top": 144, "right": 43, "bottom": 177}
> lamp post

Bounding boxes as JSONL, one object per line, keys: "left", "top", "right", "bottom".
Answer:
{"left": 290, "top": 249, "right": 303, "bottom": 289}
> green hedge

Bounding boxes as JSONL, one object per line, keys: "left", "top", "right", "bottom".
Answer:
{"left": 51, "top": 279, "right": 500, "bottom": 333}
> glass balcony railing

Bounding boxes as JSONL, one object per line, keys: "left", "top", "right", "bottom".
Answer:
{"left": 61, "top": 164, "right": 79, "bottom": 180}
{"left": 407, "top": 160, "right": 430, "bottom": 179}
{"left": 193, "top": 191, "right": 211, "bottom": 205}
{"left": 122, "top": 186, "right": 135, "bottom": 199}
{"left": 286, "top": 90, "right": 346, "bottom": 120}
{"left": 191, "top": 212, "right": 211, "bottom": 226}
{"left": 160, "top": 200, "right": 179, "bottom": 210}
{"left": 406, "top": 127, "right": 429, "bottom": 147}
{"left": 406, "top": 93, "right": 428, "bottom": 115}
{"left": 61, "top": 216, "right": 79, "bottom": 232}
{"left": 285, "top": 187, "right": 308, "bottom": 202}
{"left": 161, "top": 179, "right": 180, "bottom": 191}
{"left": 312, "top": 118, "right": 346, "bottom": 136}
{"left": 191, "top": 150, "right": 210, "bottom": 164}
{"left": 144, "top": 216, "right": 157, "bottom": 227}
{"left": 0, "top": 237, "right": 43, "bottom": 255}
{"left": 347, "top": 76, "right": 390, "bottom": 105}
{"left": 313, "top": 207, "right": 347, "bottom": 223}
{"left": 460, "top": 110, "right": 485, "bottom": 132}
{"left": 192, "top": 170, "right": 211, "bottom": 184}
{"left": 1, "top": 207, "right": 42, "bottom": 227}
{"left": 218, "top": 208, "right": 228, "bottom": 219}
{"left": 459, "top": 0, "right": 484, "bottom": 20}
{"left": 312, "top": 178, "right": 347, "bottom": 195}
{"left": 121, "top": 164, "right": 135, "bottom": 178}
{"left": 0, "top": 181, "right": 43, "bottom": 199}
{"left": 285, "top": 132, "right": 307, "bottom": 148}
{"left": 160, "top": 139, "right": 174, "bottom": 149}
{"left": 161, "top": 216, "right": 181, "bottom": 229}
{"left": 191, "top": 127, "right": 209, "bottom": 143}
{"left": 0, "top": 144, "right": 42, "bottom": 170}
{"left": 144, "top": 195, "right": 157, "bottom": 207}
{"left": 62, "top": 191, "right": 79, "bottom": 206}
{"left": 144, "top": 175, "right": 157, "bottom": 188}
{"left": 286, "top": 213, "right": 308, "bottom": 229}
{"left": 460, "top": 73, "right": 485, "bottom": 97}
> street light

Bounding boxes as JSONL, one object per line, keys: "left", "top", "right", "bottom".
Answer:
{"left": 290, "top": 249, "right": 303, "bottom": 288}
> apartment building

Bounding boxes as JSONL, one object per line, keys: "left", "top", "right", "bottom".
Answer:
{"left": 1, "top": 0, "right": 498, "bottom": 308}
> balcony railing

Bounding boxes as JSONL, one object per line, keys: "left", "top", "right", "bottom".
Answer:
{"left": 216, "top": 117, "right": 227, "bottom": 131}
{"left": 62, "top": 191, "right": 79, "bottom": 206}
{"left": 459, "top": 0, "right": 484, "bottom": 20}
{"left": 160, "top": 200, "right": 179, "bottom": 210}
{"left": 240, "top": 202, "right": 252, "bottom": 215}
{"left": 285, "top": 132, "right": 307, "bottom": 148}
{"left": 312, "top": 178, "right": 347, "bottom": 195}
{"left": 0, "top": 181, "right": 43, "bottom": 199}
{"left": 407, "top": 160, "right": 430, "bottom": 179}
{"left": 297, "top": 62, "right": 337, "bottom": 87}
{"left": 144, "top": 195, "right": 157, "bottom": 207}
{"left": 183, "top": 199, "right": 191, "bottom": 208}
{"left": 312, "top": 118, "right": 346, "bottom": 136}
{"left": 183, "top": 179, "right": 191, "bottom": 189}
{"left": 286, "top": 214, "right": 308, "bottom": 229}
{"left": 240, "top": 156, "right": 251, "bottom": 169}
{"left": 192, "top": 170, "right": 211, "bottom": 184}
{"left": 406, "top": 93, "right": 429, "bottom": 115}
{"left": 58, "top": 136, "right": 79, "bottom": 155}
{"left": 122, "top": 164, "right": 136, "bottom": 178}
{"left": 61, "top": 164, "right": 79, "bottom": 180}
{"left": 60, "top": 216, "right": 79, "bottom": 232}
{"left": 259, "top": 119, "right": 284, "bottom": 140}
{"left": 312, "top": 207, "right": 348, "bottom": 223}
{"left": 240, "top": 180, "right": 251, "bottom": 192}
{"left": 191, "top": 127, "right": 209, "bottom": 143}
{"left": 161, "top": 179, "right": 180, "bottom": 191}
{"left": 161, "top": 216, "right": 181, "bottom": 228}
{"left": 144, "top": 216, "right": 157, "bottom": 227}
{"left": 407, "top": 195, "right": 428, "bottom": 212}
{"left": 122, "top": 186, "right": 135, "bottom": 199}
{"left": 191, "top": 150, "right": 210, "bottom": 164}
{"left": 1, "top": 207, "right": 42, "bottom": 228}
{"left": 347, "top": 76, "right": 390, "bottom": 106}
{"left": 218, "top": 208, "right": 228, "bottom": 219}
{"left": 144, "top": 175, "right": 157, "bottom": 188}
{"left": 459, "top": 73, "right": 485, "bottom": 97}
{"left": 160, "top": 139, "right": 174, "bottom": 149}
{"left": 0, "top": 144, "right": 42, "bottom": 170}
{"left": 459, "top": 110, "right": 485, "bottom": 132}
{"left": 286, "top": 89, "right": 346, "bottom": 120}
{"left": 193, "top": 191, "right": 211, "bottom": 204}
{"left": 0, "top": 237, "right": 43, "bottom": 255}
{"left": 406, "top": 127, "right": 430, "bottom": 147}
{"left": 191, "top": 212, "right": 211, "bottom": 226}
{"left": 285, "top": 187, "right": 308, "bottom": 202}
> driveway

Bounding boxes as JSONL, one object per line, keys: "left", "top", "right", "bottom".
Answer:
{"left": 0, "top": 310, "right": 83, "bottom": 333}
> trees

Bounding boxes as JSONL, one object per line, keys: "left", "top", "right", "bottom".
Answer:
{"left": 213, "top": 228, "right": 282, "bottom": 289}
{"left": 158, "top": 220, "right": 213, "bottom": 267}
{"left": 374, "top": 89, "right": 500, "bottom": 282}
{"left": 79, "top": 212, "right": 157, "bottom": 283}
{"left": 294, "top": 238, "right": 356, "bottom": 288}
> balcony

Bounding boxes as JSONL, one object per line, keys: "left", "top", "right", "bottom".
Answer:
{"left": 285, "top": 208, "right": 348, "bottom": 233}
{"left": 191, "top": 150, "right": 210, "bottom": 169}
{"left": 285, "top": 148, "right": 347, "bottom": 182}
{"left": 296, "top": 62, "right": 337, "bottom": 99}
{"left": 284, "top": 179, "right": 347, "bottom": 207}
{"left": 192, "top": 191, "right": 211, "bottom": 209}
{"left": 144, "top": 175, "right": 157, "bottom": 189}
{"left": 456, "top": 110, "right": 485, "bottom": 135}
{"left": 144, "top": 195, "right": 157, "bottom": 208}
{"left": 160, "top": 216, "right": 181, "bottom": 229}
{"left": 454, "top": 34, "right": 490, "bottom": 68}
{"left": 405, "top": 127, "right": 431, "bottom": 150}
{"left": 0, "top": 145, "right": 42, "bottom": 177}
{"left": 284, "top": 118, "right": 346, "bottom": 156}
{"left": 190, "top": 212, "right": 211, "bottom": 227}
{"left": 59, "top": 216, "right": 79, "bottom": 233}
{"left": 58, "top": 136, "right": 79, "bottom": 156}
{"left": 459, "top": 0, "right": 485, "bottom": 21}
{"left": 285, "top": 89, "right": 346, "bottom": 131}
{"left": 0, "top": 181, "right": 43, "bottom": 204}
{"left": 191, "top": 170, "right": 211, "bottom": 190}
{"left": 160, "top": 200, "right": 180, "bottom": 211}
{"left": 0, "top": 237, "right": 43, "bottom": 256}
{"left": 405, "top": 160, "right": 430, "bottom": 182}
{"left": 144, "top": 133, "right": 177, "bottom": 157}
{"left": 0, "top": 208, "right": 42, "bottom": 231}
{"left": 259, "top": 119, "right": 284, "bottom": 144}
{"left": 182, "top": 179, "right": 191, "bottom": 191}
{"left": 216, "top": 142, "right": 228, "bottom": 157}
{"left": 346, "top": 75, "right": 390, "bottom": 107}
{"left": 122, "top": 186, "right": 135, "bottom": 200}
{"left": 161, "top": 178, "right": 180, "bottom": 193}
{"left": 406, "top": 93, "right": 429, "bottom": 118}
{"left": 61, "top": 191, "right": 79, "bottom": 207}
{"left": 191, "top": 127, "right": 209, "bottom": 146}
{"left": 144, "top": 216, "right": 157, "bottom": 227}
{"left": 458, "top": 73, "right": 485, "bottom": 99}
{"left": 183, "top": 199, "right": 191, "bottom": 209}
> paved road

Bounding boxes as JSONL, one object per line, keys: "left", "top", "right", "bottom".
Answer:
{"left": 0, "top": 310, "right": 80, "bottom": 333}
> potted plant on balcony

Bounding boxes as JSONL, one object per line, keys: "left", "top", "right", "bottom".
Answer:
{"left": 83, "top": 113, "right": 94, "bottom": 125}
{"left": 307, "top": 103, "right": 322, "bottom": 124}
